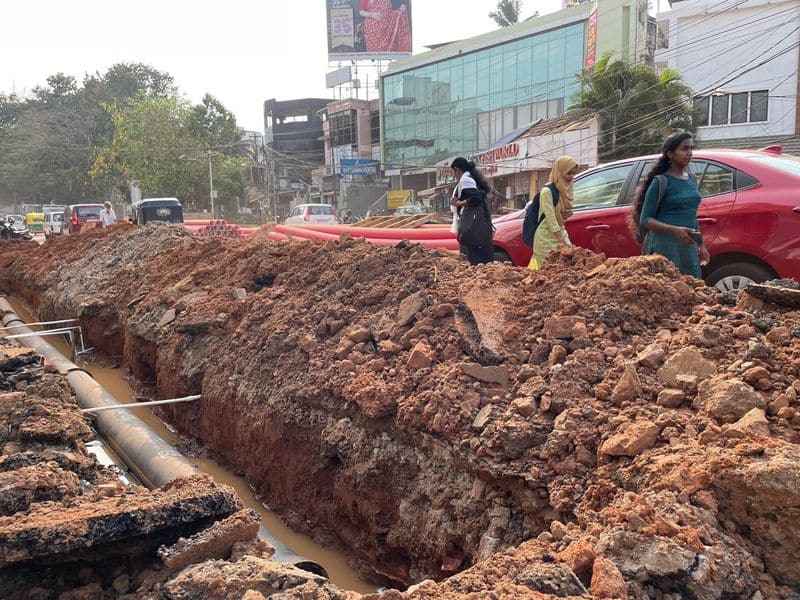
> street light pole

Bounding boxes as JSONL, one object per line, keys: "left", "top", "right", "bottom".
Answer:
{"left": 207, "top": 155, "right": 215, "bottom": 218}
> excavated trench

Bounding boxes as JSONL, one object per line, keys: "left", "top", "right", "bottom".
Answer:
{"left": 1, "top": 227, "right": 800, "bottom": 599}
{"left": 5, "top": 298, "right": 376, "bottom": 594}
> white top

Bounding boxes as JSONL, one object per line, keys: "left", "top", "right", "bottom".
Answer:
{"left": 454, "top": 171, "right": 477, "bottom": 198}
{"left": 100, "top": 208, "right": 116, "bottom": 227}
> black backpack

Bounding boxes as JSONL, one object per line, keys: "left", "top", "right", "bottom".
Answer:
{"left": 634, "top": 174, "right": 668, "bottom": 244}
{"left": 521, "top": 183, "right": 559, "bottom": 247}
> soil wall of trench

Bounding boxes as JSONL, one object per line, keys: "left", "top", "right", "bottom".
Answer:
{"left": 1, "top": 225, "right": 800, "bottom": 599}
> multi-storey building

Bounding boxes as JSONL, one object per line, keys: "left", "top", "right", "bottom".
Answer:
{"left": 656, "top": 0, "right": 800, "bottom": 151}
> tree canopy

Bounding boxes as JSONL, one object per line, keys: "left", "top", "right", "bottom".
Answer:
{"left": 489, "top": 0, "right": 534, "bottom": 27}
{"left": 0, "top": 63, "right": 247, "bottom": 214}
{"left": 572, "top": 54, "right": 697, "bottom": 161}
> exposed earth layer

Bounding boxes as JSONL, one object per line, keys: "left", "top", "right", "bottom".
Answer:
{"left": 0, "top": 224, "right": 798, "bottom": 599}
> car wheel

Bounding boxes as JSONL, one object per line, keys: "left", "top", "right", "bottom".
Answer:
{"left": 493, "top": 249, "right": 512, "bottom": 263}
{"left": 706, "top": 262, "right": 775, "bottom": 293}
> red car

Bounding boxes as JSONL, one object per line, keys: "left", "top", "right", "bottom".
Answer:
{"left": 63, "top": 204, "right": 104, "bottom": 235}
{"left": 492, "top": 147, "right": 800, "bottom": 291}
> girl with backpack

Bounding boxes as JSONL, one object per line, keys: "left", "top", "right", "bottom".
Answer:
{"left": 528, "top": 156, "right": 579, "bottom": 269}
{"left": 632, "top": 132, "right": 709, "bottom": 278}
{"left": 450, "top": 157, "right": 494, "bottom": 265}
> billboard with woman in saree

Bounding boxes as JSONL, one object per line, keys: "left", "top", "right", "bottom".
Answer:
{"left": 327, "top": 0, "right": 412, "bottom": 59}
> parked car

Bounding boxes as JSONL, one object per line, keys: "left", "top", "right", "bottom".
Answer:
{"left": 285, "top": 204, "right": 337, "bottom": 225}
{"left": 492, "top": 147, "right": 800, "bottom": 291}
{"left": 43, "top": 211, "right": 64, "bottom": 238}
{"left": 394, "top": 205, "right": 425, "bottom": 216}
{"left": 132, "top": 198, "right": 183, "bottom": 225}
{"left": 63, "top": 204, "right": 103, "bottom": 235}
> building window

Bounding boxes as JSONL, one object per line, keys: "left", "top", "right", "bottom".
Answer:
{"left": 710, "top": 95, "right": 729, "bottom": 125}
{"left": 750, "top": 90, "right": 768, "bottom": 122}
{"left": 694, "top": 97, "right": 709, "bottom": 126}
{"left": 730, "top": 93, "right": 748, "bottom": 124}
{"left": 695, "top": 90, "right": 769, "bottom": 126}
{"left": 330, "top": 110, "right": 357, "bottom": 147}
{"left": 370, "top": 111, "right": 380, "bottom": 145}
{"left": 656, "top": 21, "right": 669, "bottom": 49}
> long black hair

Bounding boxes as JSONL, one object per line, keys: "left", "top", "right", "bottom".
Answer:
{"left": 451, "top": 157, "right": 490, "bottom": 193}
{"left": 630, "top": 131, "right": 693, "bottom": 231}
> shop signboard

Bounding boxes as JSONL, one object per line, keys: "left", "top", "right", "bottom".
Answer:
{"left": 387, "top": 189, "right": 414, "bottom": 208}
{"left": 327, "top": 0, "right": 413, "bottom": 60}
{"left": 340, "top": 158, "right": 379, "bottom": 177}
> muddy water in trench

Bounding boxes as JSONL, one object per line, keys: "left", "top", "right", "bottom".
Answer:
{"left": 8, "top": 298, "right": 376, "bottom": 594}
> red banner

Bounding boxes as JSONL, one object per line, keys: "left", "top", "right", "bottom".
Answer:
{"left": 584, "top": 5, "right": 598, "bottom": 69}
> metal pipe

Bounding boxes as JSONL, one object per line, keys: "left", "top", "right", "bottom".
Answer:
{"left": 82, "top": 395, "right": 202, "bottom": 414}
{"left": 0, "top": 318, "right": 78, "bottom": 330}
{"left": 0, "top": 297, "right": 197, "bottom": 488}
{"left": 0, "top": 297, "right": 328, "bottom": 578}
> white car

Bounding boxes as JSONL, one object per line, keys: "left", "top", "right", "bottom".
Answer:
{"left": 43, "top": 211, "right": 64, "bottom": 238}
{"left": 285, "top": 204, "right": 337, "bottom": 225}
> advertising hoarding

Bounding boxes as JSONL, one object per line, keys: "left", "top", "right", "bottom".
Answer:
{"left": 584, "top": 4, "right": 598, "bottom": 69}
{"left": 327, "top": 0, "right": 413, "bottom": 60}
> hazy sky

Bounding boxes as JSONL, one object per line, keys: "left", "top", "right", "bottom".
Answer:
{"left": 0, "top": 0, "right": 572, "bottom": 131}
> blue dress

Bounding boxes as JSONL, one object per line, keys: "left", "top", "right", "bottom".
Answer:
{"left": 639, "top": 175, "right": 702, "bottom": 278}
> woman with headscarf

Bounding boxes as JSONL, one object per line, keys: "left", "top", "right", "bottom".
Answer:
{"left": 450, "top": 157, "right": 494, "bottom": 265}
{"left": 528, "top": 156, "right": 579, "bottom": 270}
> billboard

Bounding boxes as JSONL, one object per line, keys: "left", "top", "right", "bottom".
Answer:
{"left": 327, "top": 0, "right": 413, "bottom": 60}
{"left": 584, "top": 4, "right": 598, "bottom": 69}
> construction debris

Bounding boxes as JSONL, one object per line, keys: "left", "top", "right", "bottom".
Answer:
{"left": 1, "top": 224, "right": 799, "bottom": 599}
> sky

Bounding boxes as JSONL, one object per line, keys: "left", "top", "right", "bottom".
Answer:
{"left": 0, "top": 0, "right": 573, "bottom": 131}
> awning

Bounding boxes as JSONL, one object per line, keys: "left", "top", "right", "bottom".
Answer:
{"left": 418, "top": 184, "right": 453, "bottom": 197}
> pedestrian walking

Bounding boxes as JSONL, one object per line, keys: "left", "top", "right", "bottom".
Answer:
{"left": 450, "top": 157, "right": 494, "bottom": 265}
{"left": 632, "top": 132, "right": 709, "bottom": 278}
{"left": 527, "top": 156, "right": 578, "bottom": 270}
{"left": 100, "top": 202, "right": 116, "bottom": 228}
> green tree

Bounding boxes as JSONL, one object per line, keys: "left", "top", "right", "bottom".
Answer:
{"left": 489, "top": 0, "right": 522, "bottom": 27}
{"left": 573, "top": 54, "right": 697, "bottom": 161}
{"left": 188, "top": 94, "right": 242, "bottom": 150}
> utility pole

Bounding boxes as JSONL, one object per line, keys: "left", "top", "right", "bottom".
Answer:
{"left": 207, "top": 155, "right": 215, "bottom": 219}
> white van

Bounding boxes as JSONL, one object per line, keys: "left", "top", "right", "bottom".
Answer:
{"left": 43, "top": 211, "right": 64, "bottom": 238}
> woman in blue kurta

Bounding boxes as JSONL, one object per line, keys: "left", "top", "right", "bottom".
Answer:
{"left": 633, "top": 132, "right": 709, "bottom": 278}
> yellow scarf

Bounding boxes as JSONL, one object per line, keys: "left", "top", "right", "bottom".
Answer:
{"left": 549, "top": 156, "right": 577, "bottom": 226}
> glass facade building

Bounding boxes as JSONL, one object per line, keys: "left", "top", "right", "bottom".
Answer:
{"left": 382, "top": 21, "right": 585, "bottom": 168}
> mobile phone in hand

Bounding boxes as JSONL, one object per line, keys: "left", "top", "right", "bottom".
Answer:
{"left": 688, "top": 229, "right": 703, "bottom": 245}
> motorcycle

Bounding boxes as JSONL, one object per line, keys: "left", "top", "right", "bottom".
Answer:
{"left": 0, "top": 217, "right": 34, "bottom": 241}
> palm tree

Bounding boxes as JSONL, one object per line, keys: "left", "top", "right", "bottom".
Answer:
{"left": 489, "top": 0, "right": 523, "bottom": 27}
{"left": 572, "top": 54, "right": 697, "bottom": 161}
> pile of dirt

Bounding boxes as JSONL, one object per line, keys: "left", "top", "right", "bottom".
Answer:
{"left": 2, "top": 224, "right": 799, "bottom": 599}
{"left": 0, "top": 332, "right": 357, "bottom": 599}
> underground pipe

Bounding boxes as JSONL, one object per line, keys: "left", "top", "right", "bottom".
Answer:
{"left": 0, "top": 296, "right": 197, "bottom": 489}
{"left": 0, "top": 297, "right": 329, "bottom": 578}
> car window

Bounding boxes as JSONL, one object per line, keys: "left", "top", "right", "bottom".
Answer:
{"left": 311, "top": 205, "right": 333, "bottom": 215}
{"left": 289, "top": 206, "right": 303, "bottom": 217}
{"left": 692, "top": 161, "right": 734, "bottom": 197}
{"left": 573, "top": 164, "right": 635, "bottom": 210}
{"left": 76, "top": 206, "right": 102, "bottom": 217}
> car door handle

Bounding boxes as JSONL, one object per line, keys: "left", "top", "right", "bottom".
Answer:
{"left": 697, "top": 217, "right": 717, "bottom": 224}
{"left": 585, "top": 224, "right": 610, "bottom": 231}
